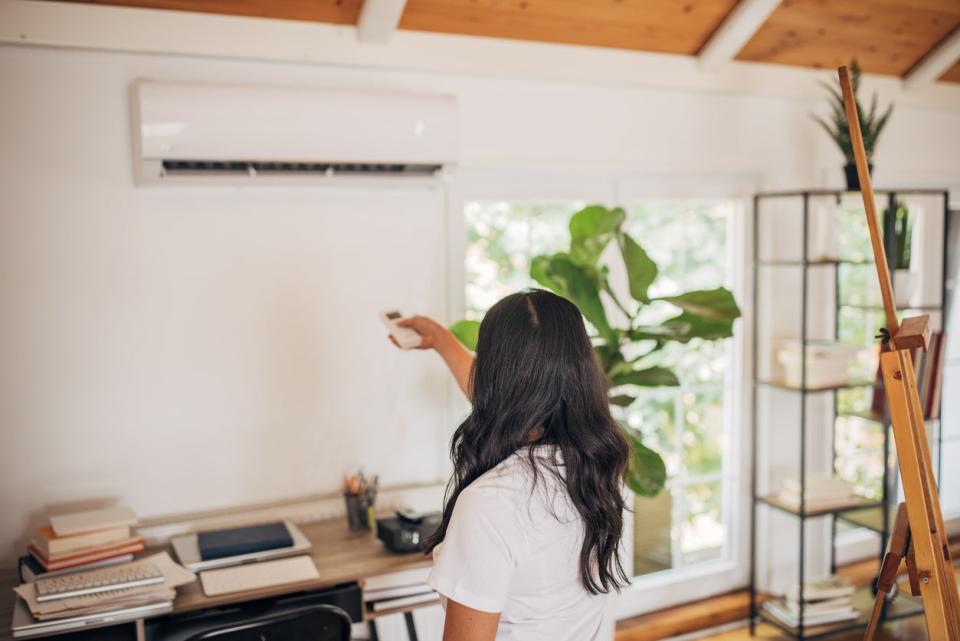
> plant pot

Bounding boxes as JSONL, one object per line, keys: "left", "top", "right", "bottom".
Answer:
{"left": 893, "top": 269, "right": 917, "bottom": 308}
{"left": 844, "top": 162, "right": 873, "bottom": 191}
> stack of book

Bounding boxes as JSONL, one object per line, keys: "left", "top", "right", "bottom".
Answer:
{"left": 778, "top": 476, "right": 860, "bottom": 512}
{"left": 18, "top": 507, "right": 143, "bottom": 583}
{"left": 13, "top": 552, "right": 195, "bottom": 624}
{"left": 763, "top": 576, "right": 859, "bottom": 629}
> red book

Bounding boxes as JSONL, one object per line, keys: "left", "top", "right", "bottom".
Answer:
{"left": 29, "top": 538, "right": 144, "bottom": 571}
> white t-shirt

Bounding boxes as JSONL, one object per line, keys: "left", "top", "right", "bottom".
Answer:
{"left": 426, "top": 445, "right": 608, "bottom": 641}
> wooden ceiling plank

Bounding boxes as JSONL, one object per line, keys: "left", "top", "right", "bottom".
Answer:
{"left": 699, "top": 0, "right": 781, "bottom": 69}
{"left": 941, "top": 60, "right": 960, "bottom": 83}
{"left": 357, "top": 0, "right": 407, "bottom": 43}
{"left": 398, "top": 0, "right": 740, "bottom": 56}
{"left": 736, "top": 0, "right": 960, "bottom": 78}
{"left": 904, "top": 26, "right": 960, "bottom": 89}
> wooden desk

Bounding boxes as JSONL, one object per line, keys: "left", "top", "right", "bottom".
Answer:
{"left": 1, "top": 518, "right": 433, "bottom": 640}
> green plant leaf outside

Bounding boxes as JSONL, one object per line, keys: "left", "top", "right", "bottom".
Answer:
{"left": 623, "top": 428, "right": 667, "bottom": 497}
{"left": 656, "top": 287, "right": 741, "bottom": 321}
{"left": 611, "top": 366, "right": 680, "bottom": 387}
{"left": 449, "top": 319, "right": 480, "bottom": 351}
{"left": 619, "top": 232, "right": 658, "bottom": 303}
{"left": 568, "top": 205, "right": 626, "bottom": 266}
{"left": 630, "top": 323, "right": 693, "bottom": 341}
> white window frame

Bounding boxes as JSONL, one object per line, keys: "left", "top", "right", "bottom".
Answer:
{"left": 444, "top": 170, "right": 757, "bottom": 619}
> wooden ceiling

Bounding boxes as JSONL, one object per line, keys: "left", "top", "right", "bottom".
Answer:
{"left": 736, "top": 0, "right": 960, "bottom": 77}
{"left": 398, "top": 0, "right": 740, "bottom": 56}
{"left": 52, "top": 0, "right": 960, "bottom": 83}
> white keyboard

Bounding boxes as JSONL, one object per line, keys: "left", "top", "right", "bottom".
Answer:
{"left": 199, "top": 556, "right": 319, "bottom": 597}
{"left": 35, "top": 563, "right": 164, "bottom": 602}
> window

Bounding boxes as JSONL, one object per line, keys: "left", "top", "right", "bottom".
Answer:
{"left": 462, "top": 198, "right": 741, "bottom": 592}
{"left": 621, "top": 201, "right": 736, "bottom": 576}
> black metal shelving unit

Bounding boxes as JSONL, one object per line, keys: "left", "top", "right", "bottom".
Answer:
{"left": 748, "top": 189, "right": 950, "bottom": 639}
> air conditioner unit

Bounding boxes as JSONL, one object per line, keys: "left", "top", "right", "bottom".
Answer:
{"left": 131, "top": 80, "right": 459, "bottom": 184}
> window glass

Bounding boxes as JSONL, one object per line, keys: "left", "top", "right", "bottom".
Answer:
{"left": 463, "top": 199, "right": 738, "bottom": 579}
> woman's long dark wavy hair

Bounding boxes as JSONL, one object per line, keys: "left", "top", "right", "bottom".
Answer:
{"left": 426, "top": 289, "right": 630, "bottom": 594}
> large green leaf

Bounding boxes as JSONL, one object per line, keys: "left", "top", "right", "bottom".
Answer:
{"left": 659, "top": 312, "right": 735, "bottom": 343}
{"left": 530, "top": 254, "right": 565, "bottom": 296}
{"left": 623, "top": 428, "right": 667, "bottom": 497}
{"left": 531, "top": 253, "right": 614, "bottom": 340}
{"left": 608, "top": 394, "right": 636, "bottom": 407}
{"left": 449, "top": 320, "right": 480, "bottom": 351}
{"left": 657, "top": 287, "right": 741, "bottom": 321}
{"left": 618, "top": 232, "right": 658, "bottom": 303}
{"left": 629, "top": 324, "right": 692, "bottom": 341}
{"left": 610, "top": 366, "right": 679, "bottom": 387}
{"left": 569, "top": 205, "right": 625, "bottom": 267}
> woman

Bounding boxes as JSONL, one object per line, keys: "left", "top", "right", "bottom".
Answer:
{"left": 392, "top": 290, "right": 630, "bottom": 641}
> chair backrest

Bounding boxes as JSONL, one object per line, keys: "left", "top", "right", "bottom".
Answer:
{"left": 183, "top": 604, "right": 352, "bottom": 641}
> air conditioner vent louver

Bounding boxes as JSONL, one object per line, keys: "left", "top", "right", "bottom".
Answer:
{"left": 160, "top": 160, "right": 442, "bottom": 177}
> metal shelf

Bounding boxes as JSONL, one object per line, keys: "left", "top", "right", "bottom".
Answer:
{"left": 748, "top": 188, "right": 948, "bottom": 640}
{"left": 756, "top": 494, "right": 884, "bottom": 519}
{"left": 755, "top": 379, "right": 878, "bottom": 393}
{"left": 836, "top": 506, "right": 893, "bottom": 533}
{"left": 755, "top": 586, "right": 924, "bottom": 640}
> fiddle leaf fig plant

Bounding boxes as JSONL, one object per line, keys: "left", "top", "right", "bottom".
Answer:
{"left": 451, "top": 205, "right": 741, "bottom": 497}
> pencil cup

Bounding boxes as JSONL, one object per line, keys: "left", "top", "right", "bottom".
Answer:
{"left": 344, "top": 493, "right": 372, "bottom": 532}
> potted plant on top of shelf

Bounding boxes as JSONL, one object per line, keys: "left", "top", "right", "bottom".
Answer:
{"left": 886, "top": 199, "right": 915, "bottom": 307}
{"left": 450, "top": 205, "right": 741, "bottom": 498}
{"left": 812, "top": 59, "right": 894, "bottom": 191}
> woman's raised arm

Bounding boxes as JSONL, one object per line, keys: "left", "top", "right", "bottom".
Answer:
{"left": 393, "top": 315, "right": 474, "bottom": 399}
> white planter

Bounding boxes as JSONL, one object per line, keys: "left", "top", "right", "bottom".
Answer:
{"left": 893, "top": 269, "right": 917, "bottom": 308}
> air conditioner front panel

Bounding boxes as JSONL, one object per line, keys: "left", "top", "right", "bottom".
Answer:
{"left": 134, "top": 81, "right": 459, "bottom": 169}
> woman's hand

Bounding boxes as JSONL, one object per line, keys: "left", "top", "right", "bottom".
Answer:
{"left": 389, "top": 315, "right": 475, "bottom": 399}
{"left": 393, "top": 315, "right": 446, "bottom": 350}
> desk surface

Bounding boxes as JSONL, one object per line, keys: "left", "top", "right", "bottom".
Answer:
{"left": 1, "top": 517, "right": 432, "bottom": 639}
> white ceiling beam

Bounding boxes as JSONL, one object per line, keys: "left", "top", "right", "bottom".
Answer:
{"left": 698, "top": 0, "right": 780, "bottom": 70}
{"left": 903, "top": 27, "right": 960, "bottom": 91}
{"left": 357, "top": 0, "right": 407, "bottom": 44}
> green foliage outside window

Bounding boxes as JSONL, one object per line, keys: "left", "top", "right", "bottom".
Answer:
{"left": 454, "top": 205, "right": 741, "bottom": 497}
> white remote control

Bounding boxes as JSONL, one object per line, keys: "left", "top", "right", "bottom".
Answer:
{"left": 380, "top": 310, "right": 422, "bottom": 349}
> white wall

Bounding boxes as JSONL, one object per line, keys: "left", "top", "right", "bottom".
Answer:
{"left": 1, "top": 34, "right": 960, "bottom": 579}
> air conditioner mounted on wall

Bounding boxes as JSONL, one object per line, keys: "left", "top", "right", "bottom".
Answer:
{"left": 131, "top": 80, "right": 459, "bottom": 184}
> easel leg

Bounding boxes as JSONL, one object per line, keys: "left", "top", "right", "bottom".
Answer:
{"left": 863, "top": 504, "right": 910, "bottom": 641}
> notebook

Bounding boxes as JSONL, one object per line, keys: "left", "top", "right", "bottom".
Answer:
{"left": 197, "top": 522, "right": 293, "bottom": 561}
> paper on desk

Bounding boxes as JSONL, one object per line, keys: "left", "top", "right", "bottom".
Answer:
{"left": 14, "top": 551, "right": 196, "bottom": 619}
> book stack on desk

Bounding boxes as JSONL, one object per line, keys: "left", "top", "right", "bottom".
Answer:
{"left": 18, "top": 506, "right": 143, "bottom": 582}
{"left": 12, "top": 552, "right": 195, "bottom": 628}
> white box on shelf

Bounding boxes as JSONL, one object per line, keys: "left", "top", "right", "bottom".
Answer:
{"left": 776, "top": 342, "right": 861, "bottom": 388}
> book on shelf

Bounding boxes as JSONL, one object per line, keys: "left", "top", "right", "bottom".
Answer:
{"left": 32, "top": 524, "right": 131, "bottom": 559}
{"left": 786, "top": 576, "right": 856, "bottom": 603}
{"left": 870, "top": 331, "right": 946, "bottom": 420}
{"left": 763, "top": 599, "right": 858, "bottom": 628}
{"left": 783, "top": 596, "right": 854, "bottom": 617}
{"left": 18, "top": 553, "right": 135, "bottom": 583}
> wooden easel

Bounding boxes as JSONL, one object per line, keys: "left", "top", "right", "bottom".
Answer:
{"left": 836, "top": 65, "right": 960, "bottom": 641}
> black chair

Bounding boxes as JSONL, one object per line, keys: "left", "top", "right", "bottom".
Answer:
{"left": 183, "top": 604, "right": 352, "bottom": 641}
